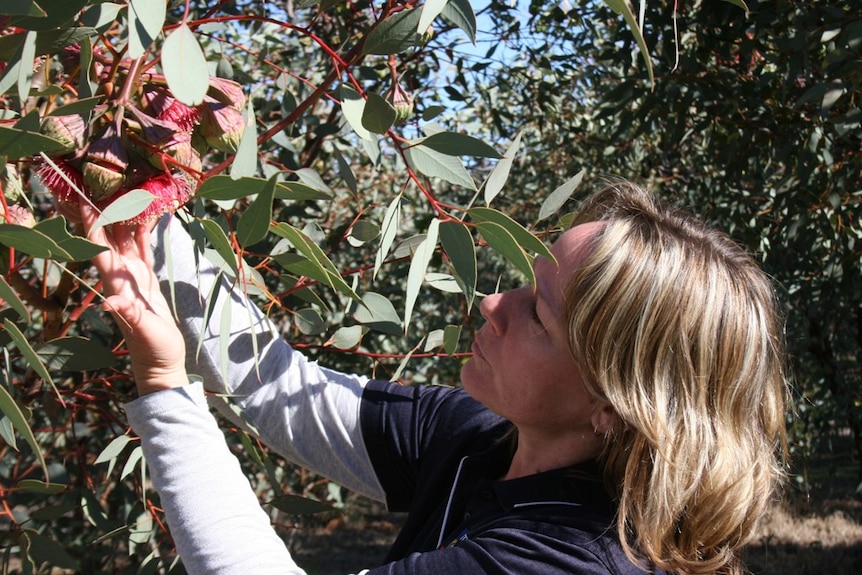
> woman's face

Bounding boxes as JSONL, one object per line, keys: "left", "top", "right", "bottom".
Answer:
{"left": 461, "top": 222, "right": 605, "bottom": 439}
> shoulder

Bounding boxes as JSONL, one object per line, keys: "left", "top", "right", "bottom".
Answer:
{"left": 361, "top": 380, "right": 508, "bottom": 445}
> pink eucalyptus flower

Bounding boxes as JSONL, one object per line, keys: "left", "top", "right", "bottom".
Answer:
{"left": 110, "top": 173, "right": 193, "bottom": 225}
{"left": 142, "top": 86, "right": 201, "bottom": 132}
{"left": 37, "top": 159, "right": 85, "bottom": 204}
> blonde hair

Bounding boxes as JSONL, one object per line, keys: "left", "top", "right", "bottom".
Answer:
{"left": 566, "top": 181, "right": 788, "bottom": 574}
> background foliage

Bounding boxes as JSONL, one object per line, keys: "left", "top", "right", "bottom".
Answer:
{"left": 0, "top": 0, "right": 859, "bottom": 573}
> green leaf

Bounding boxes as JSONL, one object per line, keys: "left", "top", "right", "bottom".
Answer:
{"left": 327, "top": 325, "right": 363, "bottom": 349}
{"left": 0, "top": 1, "right": 47, "bottom": 17}
{"left": 162, "top": 22, "right": 208, "bottom": 105}
{"left": 91, "top": 190, "right": 156, "bottom": 231}
{"left": 37, "top": 337, "right": 117, "bottom": 371}
{"left": 426, "top": 272, "right": 461, "bottom": 293}
{"left": 0, "top": 352, "right": 47, "bottom": 479}
{"left": 17, "top": 479, "right": 66, "bottom": 494}
{"left": 340, "top": 85, "right": 374, "bottom": 141}
{"left": 10, "top": 0, "right": 87, "bottom": 31}
{"left": 236, "top": 173, "right": 278, "bottom": 248}
{"left": 440, "top": 220, "right": 477, "bottom": 311}
{"left": 476, "top": 221, "right": 535, "bottom": 285}
{"left": 269, "top": 494, "right": 332, "bottom": 515}
{"left": 94, "top": 434, "right": 131, "bottom": 465}
{"left": 538, "top": 169, "right": 584, "bottom": 221}
{"left": 443, "top": 324, "right": 461, "bottom": 355}
{"left": 294, "top": 308, "right": 326, "bottom": 336}
{"left": 441, "top": 0, "right": 477, "bottom": 43}
{"left": 483, "top": 132, "right": 521, "bottom": 205}
{"left": 80, "top": 3, "right": 123, "bottom": 31}
{"left": 128, "top": 0, "right": 166, "bottom": 59}
{"left": 418, "top": 0, "right": 448, "bottom": 34}
{"left": 0, "top": 224, "right": 73, "bottom": 260}
{"left": 353, "top": 292, "right": 402, "bottom": 335}
{"left": 374, "top": 194, "right": 401, "bottom": 278}
{"left": 18, "top": 30, "right": 36, "bottom": 102}
{"left": 0, "top": 274, "right": 29, "bottom": 322}
{"left": 721, "top": 0, "right": 748, "bottom": 11}
{"left": 0, "top": 125, "right": 67, "bottom": 160}
{"left": 34, "top": 217, "right": 106, "bottom": 261}
{"left": 469, "top": 207, "right": 554, "bottom": 262}
{"left": 603, "top": 0, "right": 654, "bottom": 86}
{"left": 198, "top": 219, "right": 238, "bottom": 273}
{"left": 0, "top": 27, "right": 96, "bottom": 64}
{"left": 361, "top": 91, "right": 396, "bottom": 134}
{"left": 418, "top": 132, "right": 501, "bottom": 159}
{"left": 25, "top": 531, "right": 80, "bottom": 570}
{"left": 48, "top": 95, "right": 102, "bottom": 117}
{"left": 405, "top": 219, "right": 440, "bottom": 332}
{"left": 197, "top": 175, "right": 329, "bottom": 202}
{"left": 349, "top": 220, "right": 380, "bottom": 244}
{"left": 230, "top": 100, "right": 259, "bottom": 178}
{"left": 363, "top": 8, "right": 422, "bottom": 55}
{"left": 120, "top": 445, "right": 143, "bottom": 480}
{"left": 270, "top": 223, "right": 359, "bottom": 301}
{"left": 405, "top": 145, "right": 476, "bottom": 190}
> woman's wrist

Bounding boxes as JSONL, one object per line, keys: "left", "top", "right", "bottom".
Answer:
{"left": 133, "top": 366, "right": 192, "bottom": 396}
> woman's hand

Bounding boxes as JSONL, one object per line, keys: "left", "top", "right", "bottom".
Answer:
{"left": 81, "top": 202, "right": 188, "bottom": 395}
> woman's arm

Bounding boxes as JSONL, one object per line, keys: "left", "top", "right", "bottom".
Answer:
{"left": 147, "top": 216, "right": 385, "bottom": 500}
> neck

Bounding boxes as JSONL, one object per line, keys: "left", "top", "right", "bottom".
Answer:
{"left": 503, "top": 428, "right": 601, "bottom": 481}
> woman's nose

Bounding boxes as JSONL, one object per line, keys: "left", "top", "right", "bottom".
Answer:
{"left": 479, "top": 292, "right": 506, "bottom": 334}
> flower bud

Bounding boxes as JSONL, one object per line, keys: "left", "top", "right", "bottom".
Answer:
{"left": 1, "top": 164, "right": 24, "bottom": 203}
{"left": 142, "top": 85, "right": 201, "bottom": 131}
{"left": 83, "top": 124, "right": 129, "bottom": 200}
{"left": 206, "top": 77, "right": 246, "bottom": 111}
{"left": 2, "top": 204, "right": 36, "bottom": 228}
{"left": 83, "top": 161, "right": 125, "bottom": 201}
{"left": 197, "top": 96, "right": 245, "bottom": 153}
{"left": 40, "top": 114, "right": 87, "bottom": 153}
{"left": 387, "top": 83, "right": 414, "bottom": 124}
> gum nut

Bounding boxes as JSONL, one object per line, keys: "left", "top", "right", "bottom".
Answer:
{"left": 83, "top": 161, "right": 125, "bottom": 201}
{"left": 40, "top": 114, "right": 87, "bottom": 153}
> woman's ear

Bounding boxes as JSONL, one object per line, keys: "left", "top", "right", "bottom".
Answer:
{"left": 591, "top": 402, "right": 617, "bottom": 436}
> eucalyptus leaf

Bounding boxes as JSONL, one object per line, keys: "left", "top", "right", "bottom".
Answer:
{"left": 230, "top": 100, "right": 259, "bottom": 178}
{"left": 162, "top": 22, "right": 209, "bottom": 105}
{"left": 26, "top": 530, "right": 80, "bottom": 570}
{"left": 418, "top": 132, "right": 501, "bottom": 159}
{"left": 374, "top": 194, "right": 401, "bottom": 278}
{"left": 0, "top": 223, "right": 73, "bottom": 260}
{"left": 603, "top": 0, "right": 654, "bottom": 86}
{"left": 0, "top": 274, "right": 29, "bottom": 322}
{"left": 443, "top": 324, "right": 462, "bottom": 355}
{"left": 0, "top": 344, "right": 47, "bottom": 478}
{"left": 37, "top": 336, "right": 117, "bottom": 371}
{"left": 440, "top": 220, "right": 477, "bottom": 311}
{"left": 361, "top": 91, "right": 396, "bottom": 134}
{"left": 128, "top": 0, "right": 167, "bottom": 59}
{"left": 91, "top": 190, "right": 156, "bottom": 231}
{"left": 269, "top": 494, "right": 333, "bottom": 515}
{"left": 295, "top": 308, "right": 326, "bottom": 335}
{"left": 236, "top": 173, "right": 278, "bottom": 248}
{"left": 418, "top": 0, "right": 448, "bottom": 35}
{"left": 362, "top": 8, "right": 422, "bottom": 55}
{"left": 328, "top": 325, "right": 363, "bottom": 349}
{"left": 404, "top": 145, "right": 476, "bottom": 190}
{"left": 0, "top": 125, "right": 67, "bottom": 160}
{"left": 340, "top": 85, "right": 374, "bottom": 141}
{"left": 34, "top": 217, "right": 106, "bottom": 261}
{"left": 483, "top": 132, "right": 521, "bottom": 205}
{"left": 1, "top": 1, "right": 47, "bottom": 17}
{"left": 476, "top": 221, "right": 535, "bottom": 285}
{"left": 94, "top": 435, "right": 131, "bottom": 465}
{"left": 441, "top": 0, "right": 477, "bottom": 43}
{"left": 538, "top": 169, "right": 585, "bottom": 221}
{"left": 10, "top": 0, "right": 87, "bottom": 31}
{"left": 469, "top": 207, "right": 554, "bottom": 261}
{"left": 404, "top": 219, "right": 440, "bottom": 332}
{"left": 353, "top": 292, "right": 401, "bottom": 334}
{"left": 17, "top": 30, "right": 36, "bottom": 102}
{"left": 199, "top": 219, "right": 238, "bottom": 273}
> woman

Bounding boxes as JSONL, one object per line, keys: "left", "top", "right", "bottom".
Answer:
{"left": 84, "top": 181, "right": 787, "bottom": 575}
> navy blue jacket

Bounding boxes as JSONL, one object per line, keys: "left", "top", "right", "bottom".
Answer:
{"left": 360, "top": 380, "right": 666, "bottom": 574}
